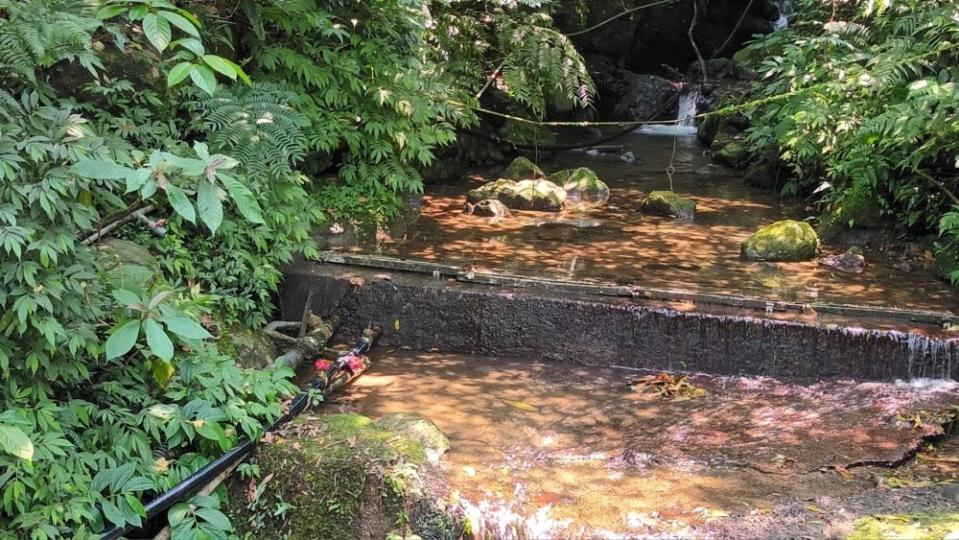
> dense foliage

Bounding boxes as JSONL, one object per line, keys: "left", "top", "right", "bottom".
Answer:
{"left": 736, "top": 0, "right": 959, "bottom": 276}
{"left": 0, "top": 0, "right": 594, "bottom": 538}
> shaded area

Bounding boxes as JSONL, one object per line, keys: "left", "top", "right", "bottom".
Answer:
{"left": 327, "top": 351, "right": 959, "bottom": 537}
{"left": 340, "top": 132, "right": 958, "bottom": 314}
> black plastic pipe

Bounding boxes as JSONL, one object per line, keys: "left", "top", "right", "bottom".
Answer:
{"left": 99, "top": 329, "right": 379, "bottom": 540}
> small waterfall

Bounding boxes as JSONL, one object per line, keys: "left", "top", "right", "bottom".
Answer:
{"left": 773, "top": 0, "right": 792, "bottom": 30}
{"left": 676, "top": 88, "right": 699, "bottom": 129}
{"left": 635, "top": 86, "right": 699, "bottom": 136}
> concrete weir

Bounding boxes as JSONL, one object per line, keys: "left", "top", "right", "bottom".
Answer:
{"left": 280, "top": 260, "right": 959, "bottom": 381}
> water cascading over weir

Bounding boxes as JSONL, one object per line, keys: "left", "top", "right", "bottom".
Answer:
{"left": 279, "top": 259, "right": 959, "bottom": 382}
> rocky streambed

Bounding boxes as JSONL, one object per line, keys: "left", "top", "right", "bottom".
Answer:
{"left": 230, "top": 351, "right": 959, "bottom": 539}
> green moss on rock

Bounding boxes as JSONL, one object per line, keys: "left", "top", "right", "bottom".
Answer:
{"left": 499, "top": 179, "right": 566, "bottom": 212}
{"left": 713, "top": 141, "right": 749, "bottom": 168}
{"left": 500, "top": 156, "right": 545, "bottom": 181}
{"left": 741, "top": 220, "right": 819, "bottom": 261}
{"left": 228, "top": 413, "right": 462, "bottom": 540}
{"left": 640, "top": 191, "right": 696, "bottom": 220}
{"left": 466, "top": 178, "right": 514, "bottom": 204}
{"left": 847, "top": 512, "right": 959, "bottom": 540}
{"left": 94, "top": 238, "right": 161, "bottom": 295}
{"left": 548, "top": 168, "right": 611, "bottom": 204}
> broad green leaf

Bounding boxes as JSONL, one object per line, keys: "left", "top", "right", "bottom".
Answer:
{"left": 195, "top": 507, "right": 232, "bottom": 531}
{"left": 197, "top": 180, "right": 224, "bottom": 234}
{"left": 167, "top": 62, "right": 193, "bottom": 87}
{"left": 168, "top": 503, "right": 191, "bottom": 527}
{"left": 105, "top": 320, "right": 140, "bottom": 359}
{"left": 142, "top": 13, "right": 172, "bottom": 52}
{"left": 96, "top": 5, "right": 127, "bottom": 19}
{"left": 147, "top": 404, "right": 177, "bottom": 420}
{"left": 219, "top": 174, "right": 265, "bottom": 225}
{"left": 163, "top": 315, "right": 211, "bottom": 340}
{"left": 0, "top": 424, "right": 33, "bottom": 461}
{"left": 172, "top": 38, "right": 205, "bottom": 57}
{"left": 111, "top": 289, "right": 142, "bottom": 308}
{"left": 202, "top": 55, "right": 237, "bottom": 80}
{"left": 157, "top": 10, "right": 199, "bottom": 37}
{"left": 144, "top": 319, "right": 174, "bottom": 361}
{"left": 165, "top": 184, "right": 196, "bottom": 223}
{"left": 125, "top": 169, "right": 152, "bottom": 193}
{"left": 189, "top": 65, "right": 217, "bottom": 95}
{"left": 101, "top": 499, "right": 125, "bottom": 527}
{"left": 72, "top": 160, "right": 134, "bottom": 180}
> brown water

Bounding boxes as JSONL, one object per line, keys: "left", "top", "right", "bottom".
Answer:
{"left": 334, "top": 351, "right": 959, "bottom": 538}
{"left": 341, "top": 132, "right": 957, "bottom": 314}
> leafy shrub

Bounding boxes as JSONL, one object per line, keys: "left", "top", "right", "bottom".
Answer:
{"left": 736, "top": 0, "right": 959, "bottom": 277}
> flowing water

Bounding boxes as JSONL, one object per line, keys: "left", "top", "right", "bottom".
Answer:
{"left": 332, "top": 351, "right": 959, "bottom": 538}
{"left": 340, "top": 131, "right": 957, "bottom": 316}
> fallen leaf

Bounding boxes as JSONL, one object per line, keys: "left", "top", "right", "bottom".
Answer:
{"left": 394, "top": 319, "right": 401, "bottom": 331}
{"left": 502, "top": 399, "right": 538, "bottom": 412}
{"left": 805, "top": 504, "right": 824, "bottom": 513}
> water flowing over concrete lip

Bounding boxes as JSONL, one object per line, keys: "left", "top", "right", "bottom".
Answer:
{"left": 281, "top": 259, "right": 959, "bottom": 381}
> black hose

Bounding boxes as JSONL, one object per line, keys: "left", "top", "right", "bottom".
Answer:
{"left": 99, "top": 329, "right": 380, "bottom": 540}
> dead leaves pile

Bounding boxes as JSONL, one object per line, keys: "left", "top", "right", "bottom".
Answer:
{"left": 628, "top": 373, "right": 708, "bottom": 401}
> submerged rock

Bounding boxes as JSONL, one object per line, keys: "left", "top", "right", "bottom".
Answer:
{"left": 821, "top": 248, "right": 866, "bottom": 274}
{"left": 229, "top": 413, "right": 463, "bottom": 540}
{"left": 500, "top": 156, "right": 545, "bottom": 181}
{"left": 640, "top": 191, "right": 696, "bottom": 220}
{"left": 463, "top": 198, "right": 511, "bottom": 218}
{"left": 742, "top": 220, "right": 819, "bottom": 261}
{"left": 548, "top": 167, "right": 611, "bottom": 204}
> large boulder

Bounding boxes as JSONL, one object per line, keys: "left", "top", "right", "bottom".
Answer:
{"left": 466, "top": 178, "right": 515, "bottom": 204}
{"left": 500, "top": 156, "right": 545, "bottom": 181}
{"left": 375, "top": 412, "right": 449, "bottom": 463}
{"left": 610, "top": 71, "right": 679, "bottom": 122}
{"left": 500, "top": 179, "right": 567, "bottom": 212}
{"left": 229, "top": 413, "right": 463, "bottom": 540}
{"left": 713, "top": 141, "right": 749, "bottom": 168}
{"left": 741, "top": 220, "right": 819, "bottom": 261}
{"left": 640, "top": 191, "right": 696, "bottom": 220}
{"left": 548, "top": 167, "right": 611, "bottom": 204}
{"left": 467, "top": 178, "right": 566, "bottom": 212}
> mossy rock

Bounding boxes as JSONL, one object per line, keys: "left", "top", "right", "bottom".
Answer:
{"left": 640, "top": 191, "right": 696, "bottom": 220}
{"left": 548, "top": 167, "right": 611, "bottom": 204}
{"left": 741, "top": 220, "right": 819, "bottom": 261}
{"left": 499, "top": 179, "right": 566, "bottom": 212}
{"left": 375, "top": 413, "right": 449, "bottom": 462}
{"left": 713, "top": 141, "right": 749, "bottom": 168}
{"left": 500, "top": 156, "right": 545, "bottom": 181}
{"left": 94, "top": 238, "right": 161, "bottom": 295}
{"left": 224, "top": 326, "right": 277, "bottom": 370}
{"left": 847, "top": 512, "right": 959, "bottom": 540}
{"left": 466, "top": 178, "right": 515, "bottom": 204}
{"left": 228, "top": 413, "right": 463, "bottom": 540}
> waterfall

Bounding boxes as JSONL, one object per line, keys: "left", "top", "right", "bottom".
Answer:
{"left": 635, "top": 86, "right": 699, "bottom": 136}
{"left": 774, "top": 0, "right": 792, "bottom": 30}
{"left": 676, "top": 88, "right": 699, "bottom": 129}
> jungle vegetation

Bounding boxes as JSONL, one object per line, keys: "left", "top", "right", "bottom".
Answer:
{"left": 0, "top": 0, "right": 957, "bottom": 538}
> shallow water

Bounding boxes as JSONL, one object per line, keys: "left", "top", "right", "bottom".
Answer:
{"left": 333, "top": 351, "right": 959, "bottom": 538}
{"left": 345, "top": 132, "right": 957, "bottom": 313}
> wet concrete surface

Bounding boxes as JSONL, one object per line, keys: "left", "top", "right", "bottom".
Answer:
{"left": 327, "top": 350, "right": 959, "bottom": 539}
{"left": 281, "top": 263, "right": 959, "bottom": 380}
{"left": 332, "top": 132, "right": 957, "bottom": 315}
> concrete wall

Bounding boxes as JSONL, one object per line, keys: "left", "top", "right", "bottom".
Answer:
{"left": 281, "top": 261, "right": 959, "bottom": 381}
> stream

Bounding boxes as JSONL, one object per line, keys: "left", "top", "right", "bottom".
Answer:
{"left": 343, "top": 130, "right": 958, "bottom": 315}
